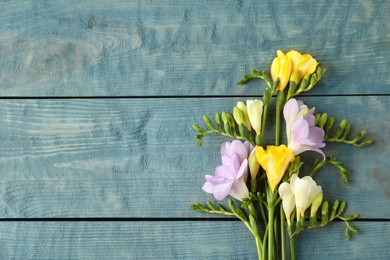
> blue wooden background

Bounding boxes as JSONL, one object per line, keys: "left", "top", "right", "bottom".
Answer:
{"left": 0, "top": 0, "right": 389, "bottom": 259}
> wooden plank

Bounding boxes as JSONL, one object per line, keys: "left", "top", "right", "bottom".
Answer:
{"left": 0, "top": 221, "right": 388, "bottom": 259}
{"left": 0, "top": 0, "right": 388, "bottom": 96}
{"left": 0, "top": 96, "right": 387, "bottom": 218}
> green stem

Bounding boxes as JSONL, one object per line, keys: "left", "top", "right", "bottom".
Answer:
{"left": 259, "top": 104, "right": 268, "bottom": 146}
{"left": 250, "top": 180, "right": 259, "bottom": 221}
{"left": 289, "top": 236, "right": 295, "bottom": 260}
{"left": 259, "top": 198, "right": 268, "bottom": 228}
{"left": 280, "top": 204, "right": 286, "bottom": 260}
{"left": 288, "top": 224, "right": 295, "bottom": 260}
{"left": 275, "top": 90, "right": 285, "bottom": 146}
{"left": 262, "top": 224, "right": 269, "bottom": 260}
{"left": 268, "top": 203, "right": 275, "bottom": 260}
{"left": 274, "top": 91, "right": 285, "bottom": 259}
{"left": 255, "top": 235, "right": 263, "bottom": 260}
{"left": 275, "top": 108, "right": 281, "bottom": 146}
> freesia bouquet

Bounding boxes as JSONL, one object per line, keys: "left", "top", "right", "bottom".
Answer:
{"left": 191, "top": 50, "right": 373, "bottom": 259}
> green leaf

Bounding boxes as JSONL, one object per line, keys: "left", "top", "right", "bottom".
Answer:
{"left": 203, "top": 115, "right": 215, "bottom": 130}
{"left": 349, "top": 225, "right": 359, "bottom": 234}
{"left": 330, "top": 200, "right": 339, "bottom": 219}
{"left": 343, "top": 213, "right": 359, "bottom": 221}
{"left": 336, "top": 201, "right": 347, "bottom": 216}
{"left": 215, "top": 113, "right": 222, "bottom": 131}
{"left": 316, "top": 113, "right": 373, "bottom": 147}
{"left": 192, "top": 124, "right": 206, "bottom": 134}
{"left": 345, "top": 227, "right": 350, "bottom": 240}
{"left": 206, "top": 201, "right": 216, "bottom": 211}
{"left": 237, "top": 69, "right": 263, "bottom": 84}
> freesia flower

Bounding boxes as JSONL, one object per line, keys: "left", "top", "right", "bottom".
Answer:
{"left": 286, "top": 50, "right": 318, "bottom": 84}
{"left": 278, "top": 182, "right": 295, "bottom": 224}
{"left": 291, "top": 174, "right": 322, "bottom": 219}
{"left": 246, "top": 99, "right": 263, "bottom": 135}
{"left": 271, "top": 50, "right": 318, "bottom": 91}
{"left": 202, "top": 140, "right": 251, "bottom": 201}
{"left": 279, "top": 174, "right": 322, "bottom": 222}
{"left": 283, "top": 98, "right": 325, "bottom": 159}
{"left": 220, "top": 139, "right": 252, "bottom": 166}
{"left": 256, "top": 145, "right": 295, "bottom": 193}
{"left": 271, "top": 50, "right": 292, "bottom": 91}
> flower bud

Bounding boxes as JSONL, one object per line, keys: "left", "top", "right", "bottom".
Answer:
{"left": 310, "top": 193, "right": 323, "bottom": 217}
{"left": 233, "top": 107, "right": 244, "bottom": 125}
{"left": 248, "top": 148, "right": 260, "bottom": 180}
{"left": 271, "top": 50, "right": 292, "bottom": 91}
{"left": 246, "top": 99, "right": 263, "bottom": 136}
{"left": 234, "top": 101, "right": 251, "bottom": 130}
{"left": 290, "top": 70, "right": 300, "bottom": 84}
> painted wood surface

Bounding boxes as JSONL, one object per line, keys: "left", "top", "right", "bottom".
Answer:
{"left": 0, "top": 0, "right": 389, "bottom": 259}
{"left": 0, "top": 97, "right": 387, "bottom": 219}
{"left": 0, "top": 221, "right": 388, "bottom": 259}
{"left": 0, "top": 0, "right": 388, "bottom": 96}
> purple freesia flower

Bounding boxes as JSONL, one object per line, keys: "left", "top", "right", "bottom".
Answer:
{"left": 220, "top": 139, "right": 252, "bottom": 167}
{"left": 284, "top": 99, "right": 326, "bottom": 159}
{"left": 202, "top": 140, "right": 252, "bottom": 201}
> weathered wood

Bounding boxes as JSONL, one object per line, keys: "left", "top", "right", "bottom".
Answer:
{"left": 0, "top": 1, "right": 388, "bottom": 258}
{"left": 0, "top": 221, "right": 387, "bottom": 259}
{"left": 0, "top": 97, "right": 387, "bottom": 218}
{"left": 0, "top": 0, "right": 388, "bottom": 96}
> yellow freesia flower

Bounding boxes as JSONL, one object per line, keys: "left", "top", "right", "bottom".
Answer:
{"left": 256, "top": 145, "right": 295, "bottom": 193}
{"left": 286, "top": 50, "right": 318, "bottom": 83}
{"left": 271, "top": 50, "right": 292, "bottom": 91}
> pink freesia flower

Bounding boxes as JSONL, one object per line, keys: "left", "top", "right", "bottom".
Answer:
{"left": 202, "top": 140, "right": 252, "bottom": 201}
{"left": 283, "top": 99, "right": 325, "bottom": 159}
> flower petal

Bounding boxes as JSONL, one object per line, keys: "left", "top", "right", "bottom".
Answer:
{"left": 279, "top": 182, "right": 294, "bottom": 200}
{"left": 220, "top": 142, "right": 231, "bottom": 157}
{"left": 213, "top": 182, "right": 234, "bottom": 200}
{"left": 283, "top": 99, "right": 299, "bottom": 141}
{"left": 290, "top": 118, "right": 309, "bottom": 141}
{"left": 235, "top": 159, "right": 248, "bottom": 179}
{"left": 202, "top": 179, "right": 214, "bottom": 193}
{"left": 229, "top": 140, "right": 249, "bottom": 164}
{"left": 229, "top": 178, "right": 249, "bottom": 201}
{"left": 214, "top": 165, "right": 234, "bottom": 180}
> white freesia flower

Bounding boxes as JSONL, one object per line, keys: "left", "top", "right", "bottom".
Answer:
{"left": 246, "top": 99, "right": 263, "bottom": 136}
{"left": 279, "top": 174, "right": 322, "bottom": 223}
{"left": 278, "top": 182, "right": 295, "bottom": 224}
{"left": 291, "top": 174, "right": 322, "bottom": 219}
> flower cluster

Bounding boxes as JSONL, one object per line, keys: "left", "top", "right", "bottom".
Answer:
{"left": 191, "top": 50, "right": 372, "bottom": 260}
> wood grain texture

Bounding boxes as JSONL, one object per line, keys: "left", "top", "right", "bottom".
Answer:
{"left": 0, "top": 97, "right": 387, "bottom": 218}
{"left": 0, "top": 221, "right": 388, "bottom": 259}
{"left": 0, "top": 0, "right": 388, "bottom": 258}
{"left": 0, "top": 0, "right": 388, "bottom": 96}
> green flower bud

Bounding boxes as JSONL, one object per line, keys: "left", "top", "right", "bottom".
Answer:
{"left": 310, "top": 193, "right": 323, "bottom": 217}
{"left": 233, "top": 106, "right": 244, "bottom": 125}
{"left": 236, "top": 101, "right": 252, "bottom": 130}
{"left": 248, "top": 148, "right": 260, "bottom": 180}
